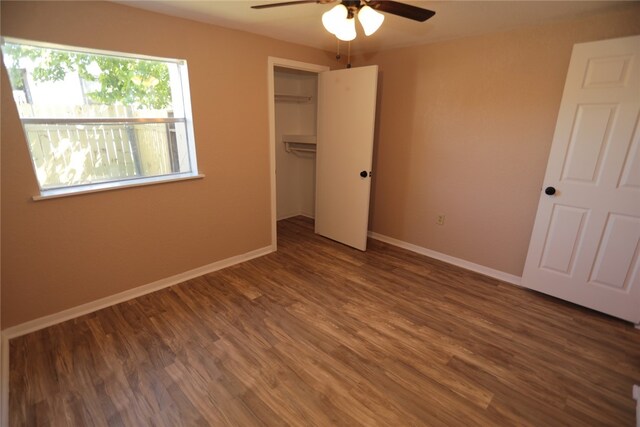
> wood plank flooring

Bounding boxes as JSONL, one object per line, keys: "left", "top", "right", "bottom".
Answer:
{"left": 10, "top": 216, "right": 640, "bottom": 426}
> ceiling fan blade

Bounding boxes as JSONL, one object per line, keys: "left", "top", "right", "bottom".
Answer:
{"left": 251, "top": 0, "right": 331, "bottom": 9}
{"left": 367, "top": 1, "right": 435, "bottom": 22}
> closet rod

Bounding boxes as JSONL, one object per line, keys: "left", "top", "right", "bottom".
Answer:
{"left": 288, "top": 147, "right": 316, "bottom": 153}
{"left": 275, "top": 94, "right": 312, "bottom": 103}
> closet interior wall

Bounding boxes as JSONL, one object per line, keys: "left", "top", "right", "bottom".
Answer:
{"left": 275, "top": 67, "right": 318, "bottom": 220}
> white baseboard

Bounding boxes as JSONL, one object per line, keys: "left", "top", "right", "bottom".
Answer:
{"left": 0, "top": 334, "right": 7, "bottom": 427}
{"left": 277, "top": 212, "right": 315, "bottom": 221}
{"left": 0, "top": 243, "right": 275, "bottom": 427}
{"left": 277, "top": 212, "right": 299, "bottom": 221}
{"left": 634, "top": 385, "right": 639, "bottom": 427}
{"left": 0, "top": 233, "right": 518, "bottom": 427}
{"left": 2, "top": 244, "right": 274, "bottom": 340}
{"left": 368, "top": 231, "right": 522, "bottom": 286}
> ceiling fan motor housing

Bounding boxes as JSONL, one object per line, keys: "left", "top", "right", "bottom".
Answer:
{"left": 342, "top": 0, "right": 363, "bottom": 18}
{"left": 251, "top": 0, "right": 436, "bottom": 23}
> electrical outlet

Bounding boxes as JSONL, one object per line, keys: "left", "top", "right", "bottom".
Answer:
{"left": 436, "top": 215, "right": 445, "bottom": 225}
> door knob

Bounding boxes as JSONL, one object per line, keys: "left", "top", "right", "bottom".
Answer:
{"left": 360, "top": 170, "right": 368, "bottom": 178}
{"left": 544, "top": 186, "right": 556, "bottom": 196}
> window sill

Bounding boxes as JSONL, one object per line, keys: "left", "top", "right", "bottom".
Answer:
{"left": 32, "top": 173, "right": 205, "bottom": 201}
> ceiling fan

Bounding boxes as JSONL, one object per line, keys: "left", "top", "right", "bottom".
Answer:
{"left": 252, "top": 0, "right": 436, "bottom": 41}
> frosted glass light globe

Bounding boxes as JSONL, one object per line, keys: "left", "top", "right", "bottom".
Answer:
{"left": 335, "top": 17, "right": 356, "bottom": 41}
{"left": 322, "top": 4, "right": 348, "bottom": 35}
{"left": 358, "top": 5, "right": 384, "bottom": 36}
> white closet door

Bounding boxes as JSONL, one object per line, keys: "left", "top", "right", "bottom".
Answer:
{"left": 315, "top": 65, "right": 378, "bottom": 251}
{"left": 522, "top": 35, "right": 640, "bottom": 324}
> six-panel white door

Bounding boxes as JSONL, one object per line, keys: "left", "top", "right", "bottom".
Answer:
{"left": 315, "top": 66, "right": 378, "bottom": 251}
{"left": 521, "top": 35, "right": 640, "bottom": 324}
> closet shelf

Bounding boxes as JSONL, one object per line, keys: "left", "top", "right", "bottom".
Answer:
{"left": 275, "top": 94, "right": 313, "bottom": 103}
{"left": 283, "top": 134, "right": 316, "bottom": 154}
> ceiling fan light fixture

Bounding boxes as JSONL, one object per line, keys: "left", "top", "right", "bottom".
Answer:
{"left": 335, "top": 16, "right": 356, "bottom": 41}
{"left": 357, "top": 5, "right": 384, "bottom": 36}
{"left": 322, "top": 4, "right": 348, "bottom": 35}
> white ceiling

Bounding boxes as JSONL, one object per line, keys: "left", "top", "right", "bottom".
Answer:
{"left": 117, "top": 1, "right": 632, "bottom": 54}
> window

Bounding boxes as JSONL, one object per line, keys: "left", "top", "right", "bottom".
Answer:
{"left": 1, "top": 38, "right": 199, "bottom": 198}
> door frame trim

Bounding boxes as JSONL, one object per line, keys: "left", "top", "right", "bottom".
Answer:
{"left": 267, "top": 57, "right": 329, "bottom": 249}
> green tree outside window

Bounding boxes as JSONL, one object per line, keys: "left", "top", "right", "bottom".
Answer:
{"left": 3, "top": 42, "right": 171, "bottom": 110}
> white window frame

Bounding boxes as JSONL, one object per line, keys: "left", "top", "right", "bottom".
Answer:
{"left": 2, "top": 37, "right": 202, "bottom": 200}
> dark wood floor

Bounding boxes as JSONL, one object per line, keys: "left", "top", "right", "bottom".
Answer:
{"left": 10, "top": 216, "right": 640, "bottom": 426}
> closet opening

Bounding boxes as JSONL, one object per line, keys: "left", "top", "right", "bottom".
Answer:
{"left": 275, "top": 66, "right": 317, "bottom": 224}
{"left": 268, "top": 58, "right": 329, "bottom": 249}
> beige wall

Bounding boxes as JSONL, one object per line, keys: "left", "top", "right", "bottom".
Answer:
{"left": 362, "top": 4, "right": 640, "bottom": 276}
{"left": 0, "top": 1, "right": 335, "bottom": 328}
{"left": 3, "top": 1, "right": 640, "bottom": 328}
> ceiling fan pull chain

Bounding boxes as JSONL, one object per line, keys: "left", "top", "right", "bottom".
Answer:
{"left": 347, "top": 41, "right": 352, "bottom": 68}
{"left": 336, "top": 39, "right": 341, "bottom": 61}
